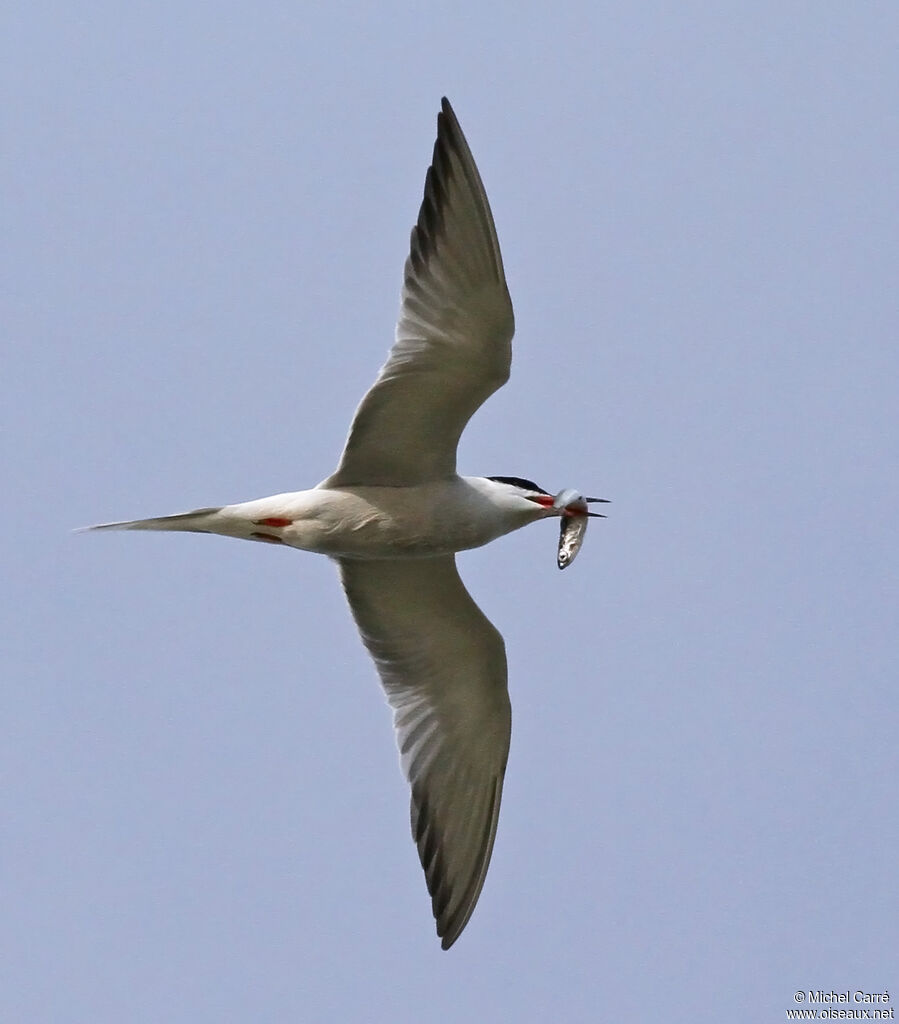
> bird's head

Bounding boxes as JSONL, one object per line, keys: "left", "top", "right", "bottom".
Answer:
{"left": 486, "top": 476, "right": 609, "bottom": 569}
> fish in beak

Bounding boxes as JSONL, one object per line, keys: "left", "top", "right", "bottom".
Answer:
{"left": 552, "top": 489, "right": 609, "bottom": 569}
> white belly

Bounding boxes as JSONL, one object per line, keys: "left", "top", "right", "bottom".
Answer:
{"left": 220, "top": 478, "right": 541, "bottom": 559}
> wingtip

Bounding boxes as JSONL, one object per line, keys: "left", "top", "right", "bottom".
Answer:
{"left": 438, "top": 96, "right": 460, "bottom": 132}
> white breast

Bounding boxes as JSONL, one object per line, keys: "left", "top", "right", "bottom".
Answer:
{"left": 222, "top": 478, "right": 541, "bottom": 559}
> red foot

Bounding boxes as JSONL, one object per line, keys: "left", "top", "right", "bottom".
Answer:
{"left": 253, "top": 517, "right": 293, "bottom": 527}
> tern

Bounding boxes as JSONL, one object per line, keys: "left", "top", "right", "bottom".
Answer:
{"left": 86, "top": 98, "right": 607, "bottom": 949}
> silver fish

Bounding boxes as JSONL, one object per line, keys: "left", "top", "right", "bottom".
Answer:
{"left": 554, "top": 489, "right": 589, "bottom": 569}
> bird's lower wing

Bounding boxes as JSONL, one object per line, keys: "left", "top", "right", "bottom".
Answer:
{"left": 338, "top": 556, "right": 511, "bottom": 949}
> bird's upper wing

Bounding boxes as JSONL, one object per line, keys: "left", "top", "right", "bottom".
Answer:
{"left": 322, "top": 98, "right": 515, "bottom": 488}
{"left": 338, "top": 556, "right": 511, "bottom": 949}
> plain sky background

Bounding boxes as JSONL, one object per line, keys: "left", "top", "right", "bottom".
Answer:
{"left": 4, "top": 3, "right": 898, "bottom": 1021}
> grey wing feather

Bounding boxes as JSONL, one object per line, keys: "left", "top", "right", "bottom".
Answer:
{"left": 338, "top": 556, "right": 511, "bottom": 949}
{"left": 323, "top": 98, "right": 515, "bottom": 487}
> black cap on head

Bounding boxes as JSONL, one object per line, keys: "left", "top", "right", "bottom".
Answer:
{"left": 487, "top": 476, "right": 550, "bottom": 495}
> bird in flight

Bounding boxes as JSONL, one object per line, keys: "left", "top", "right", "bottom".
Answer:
{"left": 86, "top": 98, "right": 606, "bottom": 949}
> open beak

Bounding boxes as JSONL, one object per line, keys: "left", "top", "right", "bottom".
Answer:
{"left": 582, "top": 496, "right": 610, "bottom": 518}
{"left": 552, "top": 489, "right": 609, "bottom": 518}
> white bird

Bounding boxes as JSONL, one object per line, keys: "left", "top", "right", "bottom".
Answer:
{"left": 86, "top": 98, "right": 607, "bottom": 949}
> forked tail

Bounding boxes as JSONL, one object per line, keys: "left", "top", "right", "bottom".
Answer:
{"left": 77, "top": 506, "right": 223, "bottom": 534}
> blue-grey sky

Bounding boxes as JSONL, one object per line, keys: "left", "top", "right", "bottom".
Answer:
{"left": 5, "top": 3, "right": 898, "bottom": 1021}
